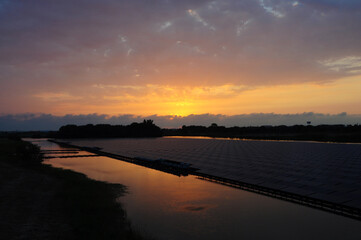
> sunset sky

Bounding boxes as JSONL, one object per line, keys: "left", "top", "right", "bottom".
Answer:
{"left": 1, "top": 0, "right": 361, "bottom": 129}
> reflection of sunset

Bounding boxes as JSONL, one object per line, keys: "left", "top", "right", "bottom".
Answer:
{"left": 49, "top": 154, "right": 221, "bottom": 215}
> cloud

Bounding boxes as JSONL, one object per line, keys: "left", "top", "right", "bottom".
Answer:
{"left": 1, "top": 112, "right": 360, "bottom": 131}
{"left": 258, "top": 0, "right": 285, "bottom": 18}
{"left": 236, "top": 19, "right": 251, "bottom": 36}
{"left": 33, "top": 92, "right": 82, "bottom": 102}
{"left": 187, "top": 9, "right": 216, "bottom": 31}
{"left": 1, "top": 0, "right": 361, "bottom": 115}
{"left": 158, "top": 21, "right": 173, "bottom": 32}
{"left": 292, "top": 2, "right": 299, "bottom": 7}
{"left": 2, "top": 0, "right": 361, "bottom": 88}
{"left": 319, "top": 56, "right": 361, "bottom": 74}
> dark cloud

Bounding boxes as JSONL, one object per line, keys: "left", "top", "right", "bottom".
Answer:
{"left": 1, "top": 112, "right": 360, "bottom": 131}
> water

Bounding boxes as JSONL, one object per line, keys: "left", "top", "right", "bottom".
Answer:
{"left": 61, "top": 137, "right": 361, "bottom": 209}
{"left": 29, "top": 139, "right": 361, "bottom": 240}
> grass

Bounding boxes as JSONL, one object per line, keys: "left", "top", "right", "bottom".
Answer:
{"left": 0, "top": 138, "right": 147, "bottom": 240}
{"left": 0, "top": 137, "right": 42, "bottom": 165}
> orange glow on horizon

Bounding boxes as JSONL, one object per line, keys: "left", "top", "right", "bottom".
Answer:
{"left": 30, "top": 75, "right": 361, "bottom": 116}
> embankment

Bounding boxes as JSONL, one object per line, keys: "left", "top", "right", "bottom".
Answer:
{"left": 0, "top": 138, "right": 145, "bottom": 240}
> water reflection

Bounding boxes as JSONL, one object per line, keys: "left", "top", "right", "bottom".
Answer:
{"left": 29, "top": 139, "right": 361, "bottom": 240}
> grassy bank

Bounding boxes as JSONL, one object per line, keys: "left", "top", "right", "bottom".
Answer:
{"left": 0, "top": 138, "right": 145, "bottom": 239}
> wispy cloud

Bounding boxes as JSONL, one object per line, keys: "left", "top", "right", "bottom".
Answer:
{"left": 187, "top": 9, "right": 216, "bottom": 31}
{"left": 236, "top": 19, "right": 252, "bottom": 36}
{"left": 292, "top": 1, "right": 299, "bottom": 7}
{"left": 91, "top": 84, "right": 249, "bottom": 100}
{"left": 159, "top": 21, "right": 173, "bottom": 32}
{"left": 319, "top": 56, "right": 361, "bottom": 74}
{"left": 258, "top": 0, "right": 285, "bottom": 18}
{"left": 33, "top": 92, "right": 82, "bottom": 102}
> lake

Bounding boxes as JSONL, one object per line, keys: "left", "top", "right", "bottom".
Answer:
{"left": 29, "top": 138, "right": 361, "bottom": 240}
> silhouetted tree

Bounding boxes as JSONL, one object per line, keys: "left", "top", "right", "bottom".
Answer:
{"left": 57, "top": 120, "right": 162, "bottom": 138}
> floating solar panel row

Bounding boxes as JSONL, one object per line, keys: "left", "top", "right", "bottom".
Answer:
{"left": 68, "top": 138, "right": 361, "bottom": 209}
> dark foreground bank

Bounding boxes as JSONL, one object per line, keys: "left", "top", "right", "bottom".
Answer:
{"left": 0, "top": 138, "right": 146, "bottom": 240}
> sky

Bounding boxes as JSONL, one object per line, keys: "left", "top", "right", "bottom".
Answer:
{"left": 1, "top": 0, "right": 361, "bottom": 129}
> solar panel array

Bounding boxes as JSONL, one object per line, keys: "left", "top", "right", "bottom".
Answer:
{"left": 69, "top": 138, "right": 361, "bottom": 209}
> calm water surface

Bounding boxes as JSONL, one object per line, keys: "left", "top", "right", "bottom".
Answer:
{"left": 29, "top": 139, "right": 361, "bottom": 240}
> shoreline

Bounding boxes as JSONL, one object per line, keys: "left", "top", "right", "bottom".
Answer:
{"left": 0, "top": 138, "right": 146, "bottom": 240}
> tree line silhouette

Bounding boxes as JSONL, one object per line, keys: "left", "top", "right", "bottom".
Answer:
{"left": 1, "top": 120, "right": 360, "bottom": 143}
{"left": 57, "top": 120, "right": 162, "bottom": 138}
{"left": 163, "top": 124, "right": 361, "bottom": 143}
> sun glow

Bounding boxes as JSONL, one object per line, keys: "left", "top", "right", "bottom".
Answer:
{"left": 28, "top": 75, "right": 361, "bottom": 116}
{"left": 167, "top": 101, "right": 195, "bottom": 116}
